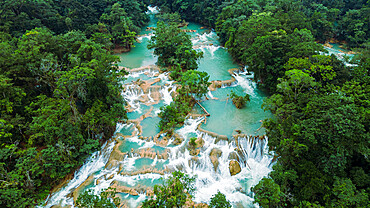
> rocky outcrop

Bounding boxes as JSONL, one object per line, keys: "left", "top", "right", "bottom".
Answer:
{"left": 106, "top": 138, "right": 127, "bottom": 169}
{"left": 172, "top": 133, "right": 184, "bottom": 146}
{"left": 72, "top": 175, "right": 94, "bottom": 202}
{"left": 209, "top": 148, "right": 222, "bottom": 172}
{"left": 229, "top": 160, "right": 241, "bottom": 176}
{"left": 120, "top": 166, "right": 169, "bottom": 176}
{"left": 215, "top": 135, "right": 228, "bottom": 144}
{"left": 134, "top": 148, "right": 169, "bottom": 160}
{"left": 195, "top": 137, "right": 205, "bottom": 148}
{"left": 228, "top": 152, "right": 240, "bottom": 162}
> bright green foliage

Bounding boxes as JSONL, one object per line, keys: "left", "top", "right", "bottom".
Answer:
{"left": 252, "top": 178, "right": 282, "bottom": 208}
{"left": 245, "top": 28, "right": 322, "bottom": 91}
{"left": 158, "top": 69, "right": 209, "bottom": 132}
{"left": 277, "top": 70, "right": 316, "bottom": 101}
{"left": 158, "top": 93, "right": 192, "bottom": 133}
{"left": 178, "top": 70, "right": 210, "bottom": 99}
{"left": 148, "top": 21, "right": 203, "bottom": 71}
{"left": 141, "top": 171, "right": 195, "bottom": 208}
{"left": 76, "top": 188, "right": 120, "bottom": 208}
{"left": 209, "top": 191, "right": 232, "bottom": 208}
{"left": 228, "top": 90, "right": 250, "bottom": 109}
{"left": 189, "top": 137, "right": 197, "bottom": 146}
{"left": 330, "top": 178, "right": 369, "bottom": 207}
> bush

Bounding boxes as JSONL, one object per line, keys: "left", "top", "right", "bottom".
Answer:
{"left": 209, "top": 191, "right": 232, "bottom": 208}
{"left": 228, "top": 90, "right": 250, "bottom": 109}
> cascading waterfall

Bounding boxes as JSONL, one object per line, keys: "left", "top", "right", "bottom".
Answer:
{"left": 42, "top": 6, "right": 274, "bottom": 208}
{"left": 165, "top": 118, "right": 275, "bottom": 206}
{"left": 41, "top": 140, "right": 116, "bottom": 208}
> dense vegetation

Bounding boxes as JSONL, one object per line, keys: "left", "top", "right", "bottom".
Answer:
{"left": 148, "top": 20, "right": 210, "bottom": 133}
{"left": 142, "top": 171, "right": 231, "bottom": 208}
{"left": 149, "top": 0, "right": 370, "bottom": 207}
{"left": 0, "top": 0, "right": 148, "bottom": 51}
{"left": 1, "top": 0, "right": 368, "bottom": 207}
{"left": 0, "top": 0, "right": 149, "bottom": 207}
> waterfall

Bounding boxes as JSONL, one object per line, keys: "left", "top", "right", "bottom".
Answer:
{"left": 163, "top": 118, "right": 275, "bottom": 206}
{"left": 42, "top": 10, "right": 273, "bottom": 207}
{"left": 41, "top": 140, "right": 116, "bottom": 208}
{"left": 232, "top": 72, "right": 256, "bottom": 97}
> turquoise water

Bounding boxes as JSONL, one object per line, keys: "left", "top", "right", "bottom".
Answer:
{"left": 202, "top": 84, "right": 270, "bottom": 136}
{"left": 198, "top": 48, "right": 240, "bottom": 81}
{"left": 45, "top": 8, "right": 273, "bottom": 208}
{"left": 141, "top": 117, "right": 161, "bottom": 137}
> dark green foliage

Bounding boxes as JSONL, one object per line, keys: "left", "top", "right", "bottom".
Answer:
{"left": 76, "top": 188, "right": 120, "bottom": 208}
{"left": 148, "top": 21, "right": 203, "bottom": 71}
{"left": 151, "top": 0, "right": 226, "bottom": 28}
{"left": 245, "top": 28, "right": 323, "bottom": 91}
{"left": 228, "top": 90, "right": 250, "bottom": 109}
{"left": 100, "top": 2, "right": 137, "bottom": 49}
{"left": 251, "top": 178, "right": 282, "bottom": 208}
{"left": 209, "top": 191, "right": 232, "bottom": 208}
{"left": 0, "top": 28, "right": 126, "bottom": 207}
{"left": 0, "top": 0, "right": 148, "bottom": 37}
{"left": 156, "top": 12, "right": 183, "bottom": 25}
{"left": 141, "top": 171, "right": 195, "bottom": 208}
{"left": 257, "top": 48, "right": 370, "bottom": 206}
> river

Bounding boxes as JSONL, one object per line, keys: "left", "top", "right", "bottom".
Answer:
{"left": 42, "top": 7, "right": 275, "bottom": 208}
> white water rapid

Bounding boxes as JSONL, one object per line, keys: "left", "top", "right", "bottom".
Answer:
{"left": 41, "top": 6, "right": 274, "bottom": 208}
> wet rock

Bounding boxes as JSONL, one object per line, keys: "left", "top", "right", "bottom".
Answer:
{"left": 228, "top": 152, "right": 240, "bottom": 162}
{"left": 146, "top": 187, "right": 154, "bottom": 197}
{"left": 107, "top": 174, "right": 114, "bottom": 180}
{"left": 111, "top": 183, "right": 139, "bottom": 196}
{"left": 229, "top": 160, "right": 241, "bottom": 176}
{"left": 138, "top": 94, "right": 149, "bottom": 103}
{"left": 73, "top": 175, "right": 94, "bottom": 201}
{"left": 189, "top": 148, "right": 200, "bottom": 156}
{"left": 172, "top": 133, "right": 184, "bottom": 145}
{"left": 106, "top": 140, "right": 126, "bottom": 169}
{"left": 209, "top": 148, "right": 222, "bottom": 171}
{"left": 215, "top": 135, "right": 228, "bottom": 144}
{"left": 195, "top": 137, "right": 205, "bottom": 148}
{"left": 195, "top": 203, "right": 209, "bottom": 208}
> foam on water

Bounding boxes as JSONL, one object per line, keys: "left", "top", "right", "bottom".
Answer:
{"left": 233, "top": 73, "right": 257, "bottom": 97}
{"left": 42, "top": 141, "right": 116, "bottom": 208}
{"left": 42, "top": 6, "right": 274, "bottom": 207}
{"left": 147, "top": 6, "right": 159, "bottom": 14}
{"left": 163, "top": 118, "right": 275, "bottom": 206}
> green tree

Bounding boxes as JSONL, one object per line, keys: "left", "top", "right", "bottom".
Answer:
{"left": 228, "top": 90, "right": 250, "bottom": 109}
{"left": 209, "top": 191, "right": 232, "bottom": 208}
{"left": 252, "top": 178, "right": 282, "bottom": 208}
{"left": 76, "top": 188, "right": 120, "bottom": 208}
{"left": 148, "top": 21, "right": 203, "bottom": 71}
{"left": 177, "top": 70, "right": 210, "bottom": 99}
{"left": 141, "top": 171, "right": 195, "bottom": 208}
